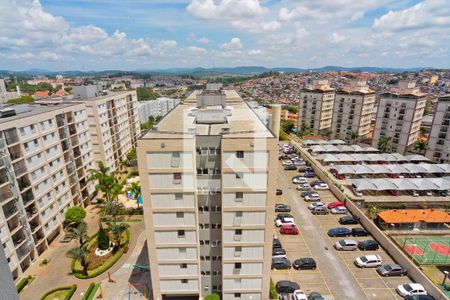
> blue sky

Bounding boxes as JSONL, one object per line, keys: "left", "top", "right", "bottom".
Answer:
{"left": 0, "top": 0, "right": 449, "bottom": 71}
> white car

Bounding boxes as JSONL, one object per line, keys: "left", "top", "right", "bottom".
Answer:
{"left": 282, "top": 160, "right": 293, "bottom": 166}
{"left": 275, "top": 217, "right": 296, "bottom": 227}
{"left": 352, "top": 188, "right": 363, "bottom": 197}
{"left": 331, "top": 206, "right": 348, "bottom": 214}
{"left": 304, "top": 193, "right": 321, "bottom": 202}
{"left": 308, "top": 202, "right": 326, "bottom": 210}
{"left": 293, "top": 160, "right": 306, "bottom": 166}
{"left": 314, "top": 183, "right": 329, "bottom": 190}
{"left": 293, "top": 177, "right": 307, "bottom": 184}
{"left": 355, "top": 255, "right": 382, "bottom": 268}
{"left": 396, "top": 283, "right": 427, "bottom": 297}
{"left": 293, "top": 290, "right": 307, "bottom": 300}
{"left": 296, "top": 183, "right": 311, "bottom": 190}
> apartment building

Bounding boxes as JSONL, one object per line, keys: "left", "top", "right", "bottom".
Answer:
{"left": 138, "top": 97, "right": 181, "bottom": 123}
{"left": 0, "top": 102, "right": 95, "bottom": 280}
{"left": 331, "top": 80, "right": 376, "bottom": 140}
{"left": 74, "top": 88, "right": 141, "bottom": 170}
{"left": 426, "top": 95, "right": 450, "bottom": 163}
{"left": 0, "top": 79, "right": 21, "bottom": 104}
{"left": 0, "top": 246, "right": 19, "bottom": 300}
{"left": 298, "top": 80, "right": 335, "bottom": 135}
{"left": 137, "top": 89, "right": 277, "bottom": 300}
{"left": 372, "top": 81, "right": 426, "bottom": 154}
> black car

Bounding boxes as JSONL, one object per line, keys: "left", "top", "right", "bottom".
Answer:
{"left": 275, "top": 213, "right": 293, "bottom": 221}
{"left": 358, "top": 240, "right": 379, "bottom": 250}
{"left": 351, "top": 228, "right": 369, "bottom": 236}
{"left": 276, "top": 280, "right": 300, "bottom": 293}
{"left": 311, "top": 180, "right": 324, "bottom": 186}
{"left": 327, "top": 227, "right": 351, "bottom": 237}
{"left": 272, "top": 257, "right": 291, "bottom": 270}
{"left": 404, "top": 295, "right": 436, "bottom": 300}
{"left": 276, "top": 189, "right": 283, "bottom": 195}
{"left": 272, "top": 248, "right": 287, "bottom": 257}
{"left": 308, "top": 292, "right": 325, "bottom": 300}
{"left": 377, "top": 263, "right": 407, "bottom": 277}
{"left": 284, "top": 165, "right": 297, "bottom": 170}
{"left": 298, "top": 166, "right": 313, "bottom": 172}
{"left": 301, "top": 191, "right": 314, "bottom": 198}
{"left": 273, "top": 238, "right": 282, "bottom": 249}
{"left": 339, "top": 216, "right": 359, "bottom": 225}
{"left": 292, "top": 257, "right": 317, "bottom": 270}
{"left": 275, "top": 204, "right": 291, "bottom": 212}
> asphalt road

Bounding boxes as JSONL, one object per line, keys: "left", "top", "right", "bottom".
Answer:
{"left": 277, "top": 163, "right": 369, "bottom": 300}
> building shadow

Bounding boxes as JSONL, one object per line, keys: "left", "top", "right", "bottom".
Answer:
{"left": 127, "top": 241, "right": 152, "bottom": 299}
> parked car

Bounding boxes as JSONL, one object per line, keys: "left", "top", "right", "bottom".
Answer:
{"left": 301, "top": 191, "right": 315, "bottom": 198}
{"left": 313, "top": 183, "right": 329, "bottom": 190}
{"left": 354, "top": 255, "right": 382, "bottom": 268}
{"left": 273, "top": 238, "right": 282, "bottom": 249}
{"left": 293, "top": 160, "right": 306, "bottom": 166}
{"left": 298, "top": 166, "right": 313, "bottom": 172}
{"left": 282, "top": 160, "right": 294, "bottom": 166}
{"left": 327, "top": 227, "right": 351, "bottom": 237}
{"left": 352, "top": 187, "right": 363, "bottom": 197}
{"left": 275, "top": 204, "right": 291, "bottom": 212}
{"left": 276, "top": 189, "right": 283, "bottom": 195}
{"left": 275, "top": 216, "right": 295, "bottom": 227}
{"left": 351, "top": 228, "right": 369, "bottom": 237}
{"left": 311, "top": 180, "right": 324, "bottom": 186}
{"left": 272, "top": 257, "right": 292, "bottom": 270}
{"left": 293, "top": 257, "right": 317, "bottom": 270}
{"left": 334, "top": 239, "right": 358, "bottom": 251}
{"left": 308, "top": 202, "right": 325, "bottom": 210}
{"left": 272, "top": 248, "right": 287, "bottom": 258}
{"left": 293, "top": 176, "right": 308, "bottom": 184}
{"left": 377, "top": 264, "right": 407, "bottom": 277}
{"left": 404, "top": 295, "right": 436, "bottom": 300}
{"left": 304, "top": 193, "right": 321, "bottom": 202}
{"left": 327, "top": 201, "right": 344, "bottom": 209}
{"left": 339, "top": 216, "right": 359, "bottom": 225}
{"left": 278, "top": 293, "right": 291, "bottom": 300}
{"left": 297, "top": 183, "right": 311, "bottom": 190}
{"left": 396, "top": 283, "right": 427, "bottom": 297}
{"left": 331, "top": 206, "right": 348, "bottom": 214}
{"left": 276, "top": 280, "right": 300, "bottom": 293}
{"left": 312, "top": 206, "right": 328, "bottom": 215}
{"left": 418, "top": 190, "right": 432, "bottom": 196}
{"left": 285, "top": 165, "right": 297, "bottom": 170}
{"left": 358, "top": 240, "right": 379, "bottom": 250}
{"left": 293, "top": 290, "right": 308, "bottom": 300}
{"left": 280, "top": 224, "right": 299, "bottom": 235}
{"left": 304, "top": 172, "right": 317, "bottom": 178}
{"left": 308, "top": 292, "right": 325, "bottom": 300}
{"left": 409, "top": 190, "right": 419, "bottom": 197}
{"left": 438, "top": 190, "right": 449, "bottom": 197}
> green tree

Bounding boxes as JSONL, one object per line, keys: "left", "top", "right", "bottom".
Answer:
{"left": 322, "top": 129, "right": 332, "bottom": 140}
{"left": 413, "top": 140, "right": 429, "bottom": 153}
{"left": 297, "top": 124, "right": 311, "bottom": 138}
{"left": 281, "top": 119, "right": 295, "bottom": 133}
{"left": 136, "top": 87, "right": 158, "bottom": 101}
{"left": 107, "top": 222, "right": 129, "bottom": 249}
{"left": 367, "top": 205, "right": 383, "bottom": 220}
{"left": 269, "top": 278, "right": 278, "bottom": 299}
{"left": 127, "top": 182, "right": 141, "bottom": 208}
{"left": 204, "top": 293, "right": 220, "bottom": 300}
{"left": 67, "top": 244, "right": 89, "bottom": 275}
{"left": 103, "top": 200, "right": 124, "bottom": 218}
{"left": 64, "top": 206, "right": 86, "bottom": 225}
{"left": 378, "top": 135, "right": 392, "bottom": 153}
{"left": 349, "top": 131, "right": 359, "bottom": 145}
{"left": 126, "top": 148, "right": 137, "bottom": 161}
{"left": 87, "top": 162, "right": 122, "bottom": 202}
{"left": 97, "top": 223, "right": 110, "bottom": 250}
{"left": 68, "top": 221, "right": 88, "bottom": 246}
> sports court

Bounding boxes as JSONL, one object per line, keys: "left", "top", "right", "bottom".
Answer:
{"left": 395, "top": 236, "right": 450, "bottom": 265}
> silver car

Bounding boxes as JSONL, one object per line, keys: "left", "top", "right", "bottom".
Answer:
{"left": 334, "top": 239, "right": 358, "bottom": 251}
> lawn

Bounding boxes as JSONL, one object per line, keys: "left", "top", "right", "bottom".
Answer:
{"left": 43, "top": 289, "right": 69, "bottom": 300}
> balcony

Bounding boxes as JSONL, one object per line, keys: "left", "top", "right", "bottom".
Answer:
{"left": 17, "top": 176, "right": 31, "bottom": 191}
{"left": 22, "top": 190, "right": 34, "bottom": 206}
{"left": 13, "top": 161, "right": 27, "bottom": 177}
{"left": 33, "top": 230, "right": 45, "bottom": 243}
{"left": 25, "top": 204, "right": 38, "bottom": 218}
{"left": 7, "top": 216, "right": 21, "bottom": 233}
{"left": 12, "top": 231, "right": 25, "bottom": 247}
{"left": 4, "top": 129, "right": 19, "bottom": 145}
{"left": 68, "top": 124, "right": 77, "bottom": 136}
{"left": 0, "top": 184, "right": 13, "bottom": 202}
{"left": 8, "top": 145, "right": 23, "bottom": 161}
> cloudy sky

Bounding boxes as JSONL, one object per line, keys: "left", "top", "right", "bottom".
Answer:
{"left": 1, "top": 0, "right": 449, "bottom": 71}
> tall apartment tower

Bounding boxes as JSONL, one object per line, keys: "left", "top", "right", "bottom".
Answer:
{"left": 75, "top": 90, "right": 141, "bottom": 170}
{"left": 137, "top": 89, "right": 277, "bottom": 300}
{"left": 0, "top": 102, "right": 95, "bottom": 280}
{"left": 0, "top": 246, "right": 19, "bottom": 300}
{"left": 298, "top": 80, "right": 335, "bottom": 135}
{"left": 372, "top": 81, "right": 426, "bottom": 154}
{"left": 331, "top": 80, "right": 376, "bottom": 140}
{"left": 426, "top": 95, "right": 450, "bottom": 162}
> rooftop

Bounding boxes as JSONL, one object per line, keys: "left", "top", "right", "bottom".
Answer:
{"left": 377, "top": 209, "right": 450, "bottom": 224}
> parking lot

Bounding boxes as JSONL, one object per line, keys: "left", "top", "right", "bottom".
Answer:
{"left": 272, "top": 151, "right": 414, "bottom": 299}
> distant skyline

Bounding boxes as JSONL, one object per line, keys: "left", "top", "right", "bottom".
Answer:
{"left": 1, "top": 0, "right": 449, "bottom": 71}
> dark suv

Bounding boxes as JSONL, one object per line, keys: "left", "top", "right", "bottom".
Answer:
{"left": 276, "top": 280, "right": 300, "bottom": 293}
{"left": 351, "top": 228, "right": 369, "bottom": 236}
{"left": 271, "top": 257, "right": 291, "bottom": 270}
{"left": 339, "top": 216, "right": 359, "bottom": 225}
{"left": 358, "top": 240, "right": 379, "bottom": 250}
{"left": 273, "top": 238, "right": 282, "bottom": 249}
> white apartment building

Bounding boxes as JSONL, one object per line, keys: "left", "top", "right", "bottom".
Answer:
{"left": 0, "top": 79, "right": 21, "bottom": 104}
{"left": 138, "top": 97, "right": 181, "bottom": 123}
{"left": 372, "top": 81, "right": 426, "bottom": 154}
{"left": 298, "top": 80, "right": 335, "bottom": 135}
{"left": 75, "top": 89, "right": 141, "bottom": 170}
{"left": 137, "top": 89, "right": 277, "bottom": 300}
{"left": 0, "top": 246, "right": 19, "bottom": 300}
{"left": 426, "top": 95, "right": 450, "bottom": 163}
{"left": 0, "top": 102, "right": 95, "bottom": 280}
{"left": 331, "top": 80, "right": 376, "bottom": 140}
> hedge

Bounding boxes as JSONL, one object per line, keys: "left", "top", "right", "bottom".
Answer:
{"left": 269, "top": 278, "right": 278, "bottom": 299}
{"left": 72, "top": 229, "right": 130, "bottom": 279}
{"left": 16, "top": 276, "right": 30, "bottom": 293}
{"left": 40, "top": 284, "right": 77, "bottom": 300}
{"left": 86, "top": 283, "right": 101, "bottom": 300}
{"left": 82, "top": 283, "right": 95, "bottom": 300}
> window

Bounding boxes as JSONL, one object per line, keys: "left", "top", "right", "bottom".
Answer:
{"left": 234, "top": 293, "right": 241, "bottom": 298}
{"left": 179, "top": 248, "right": 186, "bottom": 254}
{"left": 177, "top": 230, "right": 185, "bottom": 238}
{"left": 176, "top": 212, "right": 184, "bottom": 218}
{"left": 173, "top": 173, "right": 182, "bottom": 183}
{"left": 171, "top": 152, "right": 180, "bottom": 167}
{"left": 180, "top": 263, "right": 187, "bottom": 269}
{"left": 235, "top": 211, "right": 243, "bottom": 218}
{"left": 235, "top": 229, "right": 242, "bottom": 235}
{"left": 236, "top": 151, "right": 244, "bottom": 158}
{"left": 181, "top": 279, "right": 188, "bottom": 284}
{"left": 236, "top": 172, "right": 243, "bottom": 179}
{"left": 235, "top": 192, "right": 243, "bottom": 201}
{"left": 234, "top": 262, "right": 242, "bottom": 269}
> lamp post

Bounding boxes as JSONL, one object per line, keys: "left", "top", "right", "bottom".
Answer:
{"left": 443, "top": 270, "right": 449, "bottom": 287}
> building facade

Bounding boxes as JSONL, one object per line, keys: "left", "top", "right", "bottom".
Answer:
{"left": 331, "top": 80, "right": 376, "bottom": 140}
{"left": 138, "top": 97, "right": 181, "bottom": 124}
{"left": 426, "top": 95, "right": 450, "bottom": 163}
{"left": 372, "top": 81, "right": 426, "bottom": 154}
{"left": 77, "top": 91, "right": 141, "bottom": 170}
{"left": 0, "top": 102, "right": 95, "bottom": 280}
{"left": 138, "top": 89, "right": 277, "bottom": 300}
{"left": 0, "top": 79, "right": 21, "bottom": 104}
{"left": 298, "top": 80, "right": 335, "bottom": 135}
{"left": 0, "top": 246, "right": 19, "bottom": 300}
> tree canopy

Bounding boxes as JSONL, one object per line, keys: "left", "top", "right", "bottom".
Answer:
{"left": 64, "top": 206, "right": 86, "bottom": 224}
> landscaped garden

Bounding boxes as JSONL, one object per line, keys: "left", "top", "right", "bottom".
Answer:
{"left": 41, "top": 285, "right": 77, "bottom": 300}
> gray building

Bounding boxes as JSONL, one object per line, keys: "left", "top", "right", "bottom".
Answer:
{"left": 0, "top": 246, "right": 19, "bottom": 300}
{"left": 138, "top": 97, "right": 180, "bottom": 123}
{"left": 426, "top": 95, "right": 450, "bottom": 163}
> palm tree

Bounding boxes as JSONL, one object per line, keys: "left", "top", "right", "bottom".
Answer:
{"left": 107, "top": 222, "right": 129, "bottom": 249}
{"left": 87, "top": 162, "right": 123, "bottom": 202}
{"left": 127, "top": 182, "right": 141, "bottom": 208}
{"left": 68, "top": 221, "right": 88, "bottom": 246}
{"left": 378, "top": 135, "right": 392, "bottom": 153}
{"left": 103, "top": 200, "right": 124, "bottom": 219}
{"left": 413, "top": 140, "right": 429, "bottom": 153}
{"left": 349, "top": 131, "right": 359, "bottom": 145}
{"left": 67, "top": 244, "right": 89, "bottom": 275}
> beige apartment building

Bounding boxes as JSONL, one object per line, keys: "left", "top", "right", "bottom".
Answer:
{"left": 372, "top": 81, "right": 426, "bottom": 154}
{"left": 426, "top": 95, "right": 450, "bottom": 163}
{"left": 73, "top": 88, "right": 141, "bottom": 170}
{"left": 298, "top": 80, "right": 335, "bottom": 135}
{"left": 0, "top": 102, "right": 95, "bottom": 280}
{"left": 137, "top": 89, "right": 277, "bottom": 300}
{"left": 331, "top": 80, "right": 376, "bottom": 140}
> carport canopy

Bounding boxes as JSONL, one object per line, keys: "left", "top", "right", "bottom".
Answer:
{"left": 352, "top": 177, "right": 450, "bottom": 191}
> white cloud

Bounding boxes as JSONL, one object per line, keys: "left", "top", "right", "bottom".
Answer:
{"left": 248, "top": 49, "right": 262, "bottom": 55}
{"left": 221, "top": 37, "right": 243, "bottom": 50}
{"left": 187, "top": 0, "right": 267, "bottom": 20}
{"left": 330, "top": 33, "right": 347, "bottom": 44}
{"left": 197, "top": 37, "right": 209, "bottom": 44}
{"left": 187, "top": 33, "right": 209, "bottom": 44}
{"left": 39, "top": 51, "right": 59, "bottom": 61}
{"left": 187, "top": 46, "right": 208, "bottom": 55}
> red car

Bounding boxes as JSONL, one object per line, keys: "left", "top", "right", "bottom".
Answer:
{"left": 327, "top": 201, "right": 345, "bottom": 209}
{"left": 280, "top": 224, "right": 299, "bottom": 235}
